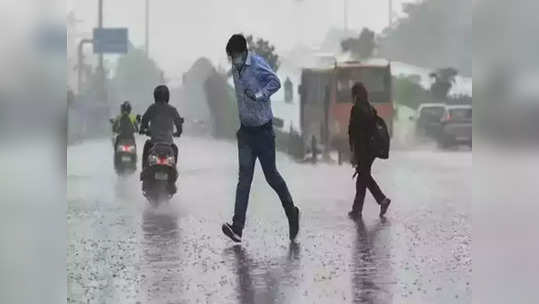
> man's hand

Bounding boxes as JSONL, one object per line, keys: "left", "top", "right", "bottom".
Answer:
{"left": 244, "top": 88, "right": 263, "bottom": 101}
{"left": 244, "top": 88, "right": 256, "bottom": 101}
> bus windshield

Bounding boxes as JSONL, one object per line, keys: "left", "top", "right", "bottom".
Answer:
{"left": 337, "top": 67, "right": 390, "bottom": 103}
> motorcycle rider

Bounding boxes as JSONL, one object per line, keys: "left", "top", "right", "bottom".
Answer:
{"left": 112, "top": 101, "right": 138, "bottom": 151}
{"left": 139, "top": 85, "right": 184, "bottom": 173}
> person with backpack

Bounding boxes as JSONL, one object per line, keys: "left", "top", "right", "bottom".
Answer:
{"left": 348, "top": 82, "right": 391, "bottom": 219}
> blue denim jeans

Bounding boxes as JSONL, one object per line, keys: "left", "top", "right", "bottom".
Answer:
{"left": 232, "top": 123, "right": 295, "bottom": 232}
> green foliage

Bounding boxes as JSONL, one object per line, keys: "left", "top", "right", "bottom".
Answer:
{"left": 110, "top": 48, "right": 163, "bottom": 112}
{"left": 429, "top": 67, "right": 458, "bottom": 100}
{"left": 393, "top": 75, "right": 429, "bottom": 109}
{"left": 380, "top": 0, "right": 471, "bottom": 76}
{"left": 341, "top": 28, "right": 376, "bottom": 59}
{"left": 180, "top": 57, "right": 215, "bottom": 122}
{"left": 204, "top": 70, "right": 239, "bottom": 139}
{"left": 246, "top": 35, "right": 280, "bottom": 72}
{"left": 393, "top": 72, "right": 471, "bottom": 110}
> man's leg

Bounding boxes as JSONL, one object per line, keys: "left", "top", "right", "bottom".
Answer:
{"left": 142, "top": 140, "right": 152, "bottom": 170}
{"left": 364, "top": 157, "right": 391, "bottom": 216}
{"left": 172, "top": 144, "right": 179, "bottom": 164}
{"left": 113, "top": 136, "right": 119, "bottom": 167}
{"left": 257, "top": 127, "right": 300, "bottom": 241}
{"left": 351, "top": 157, "right": 374, "bottom": 214}
{"left": 232, "top": 129, "right": 256, "bottom": 234}
{"left": 366, "top": 174, "right": 386, "bottom": 204}
{"left": 257, "top": 128, "right": 295, "bottom": 213}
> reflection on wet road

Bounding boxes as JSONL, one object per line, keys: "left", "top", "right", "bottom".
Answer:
{"left": 351, "top": 218, "right": 393, "bottom": 304}
{"left": 223, "top": 243, "right": 301, "bottom": 304}
{"left": 141, "top": 211, "right": 182, "bottom": 303}
{"left": 68, "top": 137, "right": 471, "bottom": 303}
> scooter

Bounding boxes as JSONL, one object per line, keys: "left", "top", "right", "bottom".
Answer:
{"left": 109, "top": 118, "right": 138, "bottom": 176}
{"left": 139, "top": 130, "right": 180, "bottom": 206}
{"left": 113, "top": 137, "right": 137, "bottom": 175}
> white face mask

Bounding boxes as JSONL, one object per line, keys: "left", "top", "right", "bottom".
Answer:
{"left": 232, "top": 54, "right": 245, "bottom": 69}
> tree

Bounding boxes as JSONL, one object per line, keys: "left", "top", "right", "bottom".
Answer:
{"left": 379, "top": 0, "right": 471, "bottom": 76}
{"left": 393, "top": 74, "right": 429, "bottom": 109}
{"left": 429, "top": 67, "right": 458, "bottom": 100}
{"left": 341, "top": 28, "right": 376, "bottom": 59}
{"left": 111, "top": 48, "right": 163, "bottom": 112}
{"left": 204, "top": 71, "right": 239, "bottom": 139}
{"left": 246, "top": 35, "right": 280, "bottom": 72}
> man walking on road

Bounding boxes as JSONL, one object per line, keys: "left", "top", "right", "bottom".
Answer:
{"left": 348, "top": 82, "right": 391, "bottom": 218}
{"left": 221, "top": 34, "right": 300, "bottom": 243}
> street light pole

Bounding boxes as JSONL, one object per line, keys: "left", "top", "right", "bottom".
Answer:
{"left": 97, "top": 0, "right": 107, "bottom": 102}
{"left": 98, "top": 0, "right": 103, "bottom": 71}
{"left": 388, "top": 0, "right": 393, "bottom": 29}
{"left": 343, "top": 0, "right": 348, "bottom": 32}
{"left": 145, "top": 0, "right": 149, "bottom": 57}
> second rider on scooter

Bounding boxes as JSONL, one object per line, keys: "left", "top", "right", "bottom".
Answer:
{"left": 139, "top": 85, "right": 184, "bottom": 194}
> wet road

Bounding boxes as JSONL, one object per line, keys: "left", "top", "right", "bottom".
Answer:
{"left": 67, "top": 136, "right": 471, "bottom": 304}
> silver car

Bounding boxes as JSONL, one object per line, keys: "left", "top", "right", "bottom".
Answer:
{"left": 438, "top": 104, "right": 472, "bottom": 148}
{"left": 413, "top": 103, "right": 447, "bottom": 138}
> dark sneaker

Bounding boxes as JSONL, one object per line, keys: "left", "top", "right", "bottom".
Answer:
{"left": 222, "top": 223, "right": 242, "bottom": 243}
{"left": 288, "top": 207, "right": 300, "bottom": 242}
{"left": 379, "top": 198, "right": 391, "bottom": 217}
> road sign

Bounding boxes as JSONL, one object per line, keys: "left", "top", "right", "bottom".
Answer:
{"left": 93, "top": 28, "right": 128, "bottom": 54}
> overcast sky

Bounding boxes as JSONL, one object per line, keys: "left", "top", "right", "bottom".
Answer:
{"left": 67, "top": 0, "right": 417, "bottom": 78}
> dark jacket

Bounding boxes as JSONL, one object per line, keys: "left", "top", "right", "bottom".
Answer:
{"left": 348, "top": 102, "right": 377, "bottom": 162}
{"left": 140, "top": 102, "right": 183, "bottom": 144}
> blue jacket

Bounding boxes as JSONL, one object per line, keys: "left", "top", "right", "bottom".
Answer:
{"left": 231, "top": 52, "right": 281, "bottom": 127}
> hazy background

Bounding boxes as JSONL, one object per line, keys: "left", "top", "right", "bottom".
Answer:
{"left": 2, "top": 0, "right": 539, "bottom": 303}
{"left": 66, "top": 0, "right": 415, "bottom": 79}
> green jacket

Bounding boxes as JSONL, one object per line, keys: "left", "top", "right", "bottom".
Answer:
{"left": 113, "top": 114, "right": 138, "bottom": 136}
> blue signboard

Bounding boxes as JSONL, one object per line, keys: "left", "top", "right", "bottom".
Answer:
{"left": 93, "top": 28, "right": 128, "bottom": 54}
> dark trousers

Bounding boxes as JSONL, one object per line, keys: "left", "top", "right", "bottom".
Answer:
{"left": 233, "top": 123, "right": 296, "bottom": 232}
{"left": 142, "top": 140, "right": 178, "bottom": 169}
{"left": 352, "top": 156, "right": 386, "bottom": 213}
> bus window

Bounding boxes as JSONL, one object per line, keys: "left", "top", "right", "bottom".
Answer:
{"left": 337, "top": 67, "right": 389, "bottom": 103}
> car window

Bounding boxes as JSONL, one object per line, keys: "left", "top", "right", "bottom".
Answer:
{"left": 449, "top": 108, "right": 472, "bottom": 120}
{"left": 419, "top": 107, "right": 445, "bottom": 120}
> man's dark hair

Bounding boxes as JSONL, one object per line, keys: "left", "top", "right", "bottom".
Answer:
{"left": 226, "top": 34, "right": 247, "bottom": 56}
{"left": 154, "top": 85, "right": 170, "bottom": 103}
{"left": 351, "top": 82, "right": 368, "bottom": 104}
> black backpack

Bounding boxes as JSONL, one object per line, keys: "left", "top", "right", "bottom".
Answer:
{"left": 369, "top": 115, "right": 390, "bottom": 159}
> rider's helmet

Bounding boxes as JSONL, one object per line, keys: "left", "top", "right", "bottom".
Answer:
{"left": 121, "top": 101, "right": 132, "bottom": 114}
{"left": 154, "top": 85, "right": 170, "bottom": 104}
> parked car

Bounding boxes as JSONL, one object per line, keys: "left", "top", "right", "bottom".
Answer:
{"left": 411, "top": 103, "right": 447, "bottom": 138}
{"left": 437, "top": 104, "right": 472, "bottom": 148}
